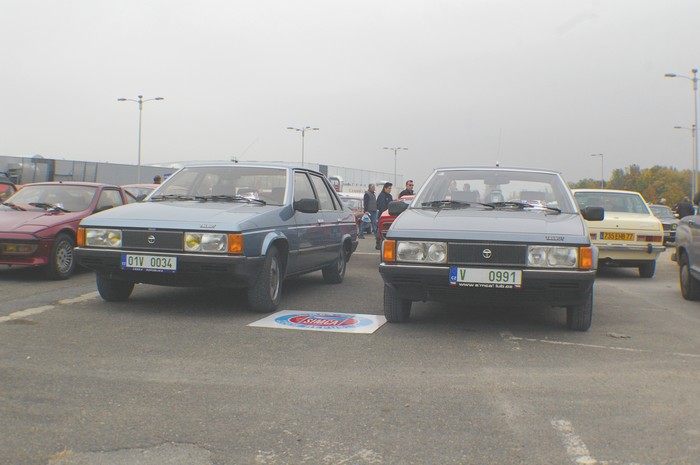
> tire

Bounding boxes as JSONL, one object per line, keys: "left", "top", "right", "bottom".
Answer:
{"left": 566, "top": 288, "right": 593, "bottom": 331}
{"left": 322, "top": 247, "right": 346, "bottom": 284}
{"left": 679, "top": 253, "right": 700, "bottom": 301}
{"left": 96, "top": 274, "right": 135, "bottom": 302}
{"left": 638, "top": 261, "right": 656, "bottom": 278}
{"left": 383, "top": 283, "right": 412, "bottom": 323}
{"left": 44, "top": 233, "right": 76, "bottom": 280}
{"left": 247, "top": 246, "right": 282, "bottom": 313}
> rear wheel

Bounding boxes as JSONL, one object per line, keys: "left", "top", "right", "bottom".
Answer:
{"left": 566, "top": 288, "right": 593, "bottom": 331}
{"left": 679, "top": 253, "right": 700, "bottom": 301}
{"left": 96, "top": 274, "right": 135, "bottom": 301}
{"left": 247, "top": 246, "right": 282, "bottom": 313}
{"left": 638, "top": 261, "right": 656, "bottom": 278}
{"left": 383, "top": 283, "right": 412, "bottom": 322}
{"left": 44, "top": 233, "right": 76, "bottom": 280}
{"left": 322, "top": 247, "right": 346, "bottom": 284}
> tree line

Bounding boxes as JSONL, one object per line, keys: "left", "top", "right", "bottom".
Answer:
{"left": 571, "top": 164, "right": 692, "bottom": 207}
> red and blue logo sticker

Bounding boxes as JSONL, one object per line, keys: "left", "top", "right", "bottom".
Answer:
{"left": 249, "top": 311, "right": 386, "bottom": 333}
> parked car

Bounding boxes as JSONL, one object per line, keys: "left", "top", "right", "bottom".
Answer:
{"left": 378, "top": 195, "right": 414, "bottom": 240}
{"left": 122, "top": 183, "right": 159, "bottom": 202}
{"left": 379, "top": 167, "right": 603, "bottom": 331}
{"left": 648, "top": 203, "right": 679, "bottom": 245}
{"left": 76, "top": 164, "right": 359, "bottom": 312}
{"left": 672, "top": 213, "right": 700, "bottom": 300}
{"left": 0, "top": 179, "right": 17, "bottom": 202}
{"left": 0, "top": 181, "right": 131, "bottom": 279}
{"left": 573, "top": 189, "right": 665, "bottom": 278}
{"left": 338, "top": 192, "right": 366, "bottom": 235}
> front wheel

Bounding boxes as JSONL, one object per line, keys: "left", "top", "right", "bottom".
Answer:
{"left": 247, "top": 246, "right": 282, "bottom": 313}
{"left": 566, "top": 288, "right": 593, "bottom": 331}
{"left": 322, "top": 247, "right": 346, "bottom": 284}
{"left": 679, "top": 253, "right": 700, "bottom": 301}
{"left": 638, "top": 261, "right": 656, "bottom": 278}
{"left": 383, "top": 283, "right": 412, "bottom": 322}
{"left": 96, "top": 274, "right": 135, "bottom": 302}
{"left": 44, "top": 233, "right": 76, "bottom": 280}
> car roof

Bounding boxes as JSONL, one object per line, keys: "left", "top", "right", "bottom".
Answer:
{"left": 432, "top": 166, "right": 562, "bottom": 176}
{"left": 177, "top": 162, "right": 323, "bottom": 175}
{"left": 20, "top": 181, "right": 120, "bottom": 188}
{"left": 572, "top": 188, "right": 643, "bottom": 195}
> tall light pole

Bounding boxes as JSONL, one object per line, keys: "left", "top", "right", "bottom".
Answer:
{"left": 117, "top": 95, "right": 165, "bottom": 183}
{"left": 665, "top": 69, "right": 698, "bottom": 198}
{"left": 674, "top": 125, "right": 697, "bottom": 196}
{"left": 287, "top": 126, "right": 319, "bottom": 167}
{"left": 590, "top": 153, "right": 604, "bottom": 188}
{"left": 383, "top": 147, "right": 408, "bottom": 187}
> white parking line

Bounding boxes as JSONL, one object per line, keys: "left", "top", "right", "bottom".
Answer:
{"left": 551, "top": 419, "right": 598, "bottom": 464}
{"left": 1, "top": 291, "right": 99, "bottom": 324}
{"left": 504, "top": 335, "right": 700, "bottom": 359}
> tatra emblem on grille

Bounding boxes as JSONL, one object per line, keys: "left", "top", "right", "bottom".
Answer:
{"left": 482, "top": 248, "right": 492, "bottom": 259}
{"left": 147, "top": 235, "right": 156, "bottom": 245}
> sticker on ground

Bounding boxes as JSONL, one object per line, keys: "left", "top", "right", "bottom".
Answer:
{"left": 249, "top": 311, "right": 387, "bottom": 334}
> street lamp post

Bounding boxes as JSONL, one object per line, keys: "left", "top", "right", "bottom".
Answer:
{"left": 383, "top": 147, "right": 408, "bottom": 187}
{"left": 665, "top": 69, "right": 698, "bottom": 198}
{"left": 590, "top": 153, "right": 604, "bottom": 188}
{"left": 674, "top": 125, "right": 697, "bottom": 196}
{"left": 287, "top": 126, "right": 319, "bottom": 167}
{"left": 117, "top": 95, "right": 165, "bottom": 183}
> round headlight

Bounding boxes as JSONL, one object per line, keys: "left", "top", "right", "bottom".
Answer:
{"left": 427, "top": 243, "right": 446, "bottom": 262}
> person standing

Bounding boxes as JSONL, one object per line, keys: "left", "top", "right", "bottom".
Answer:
{"left": 376, "top": 182, "right": 394, "bottom": 250}
{"left": 398, "top": 179, "right": 414, "bottom": 198}
{"left": 677, "top": 196, "right": 695, "bottom": 218}
{"left": 362, "top": 184, "right": 378, "bottom": 240}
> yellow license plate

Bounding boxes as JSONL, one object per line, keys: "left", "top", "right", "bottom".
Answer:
{"left": 601, "top": 232, "right": 634, "bottom": 241}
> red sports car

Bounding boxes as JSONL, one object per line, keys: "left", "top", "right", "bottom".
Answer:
{"left": 378, "top": 195, "right": 414, "bottom": 241}
{"left": 0, "top": 182, "right": 131, "bottom": 279}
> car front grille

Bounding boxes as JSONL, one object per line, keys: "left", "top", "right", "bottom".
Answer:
{"left": 122, "top": 230, "right": 184, "bottom": 252}
{"left": 448, "top": 242, "right": 527, "bottom": 266}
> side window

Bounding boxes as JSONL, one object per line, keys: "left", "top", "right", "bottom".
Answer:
{"left": 294, "top": 172, "right": 316, "bottom": 202}
{"left": 96, "top": 189, "right": 124, "bottom": 211}
{"left": 310, "top": 175, "right": 336, "bottom": 211}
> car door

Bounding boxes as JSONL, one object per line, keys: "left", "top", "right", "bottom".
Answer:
{"left": 288, "top": 171, "right": 325, "bottom": 273}
{"left": 308, "top": 173, "right": 343, "bottom": 264}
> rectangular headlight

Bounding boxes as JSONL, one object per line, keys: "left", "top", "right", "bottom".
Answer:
{"left": 527, "top": 246, "right": 578, "bottom": 268}
{"left": 85, "top": 229, "right": 122, "bottom": 248}
{"left": 396, "top": 241, "right": 447, "bottom": 263}
{"left": 184, "top": 232, "right": 228, "bottom": 253}
{"left": 0, "top": 242, "right": 38, "bottom": 255}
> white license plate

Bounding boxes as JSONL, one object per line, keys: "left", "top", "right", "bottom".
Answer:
{"left": 121, "top": 254, "right": 177, "bottom": 273}
{"left": 449, "top": 267, "right": 521, "bottom": 288}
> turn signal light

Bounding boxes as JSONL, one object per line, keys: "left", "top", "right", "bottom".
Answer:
{"left": 383, "top": 240, "right": 396, "bottom": 262}
{"left": 579, "top": 246, "right": 593, "bottom": 269}
{"left": 228, "top": 233, "right": 243, "bottom": 254}
{"left": 77, "top": 227, "right": 86, "bottom": 247}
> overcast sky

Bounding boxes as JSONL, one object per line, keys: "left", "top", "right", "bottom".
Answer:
{"left": 2, "top": 0, "right": 698, "bottom": 187}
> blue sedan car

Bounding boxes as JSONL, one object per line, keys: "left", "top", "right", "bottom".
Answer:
{"left": 76, "top": 164, "right": 358, "bottom": 312}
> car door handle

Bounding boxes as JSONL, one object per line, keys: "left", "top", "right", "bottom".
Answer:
{"left": 317, "top": 219, "right": 325, "bottom": 223}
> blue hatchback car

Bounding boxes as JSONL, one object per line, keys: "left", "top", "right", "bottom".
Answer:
{"left": 76, "top": 163, "right": 358, "bottom": 312}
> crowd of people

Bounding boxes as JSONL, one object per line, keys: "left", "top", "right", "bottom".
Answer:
{"left": 359, "top": 179, "right": 415, "bottom": 250}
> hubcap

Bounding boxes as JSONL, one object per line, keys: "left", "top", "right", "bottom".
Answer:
{"left": 269, "top": 258, "right": 280, "bottom": 301}
{"left": 56, "top": 241, "right": 73, "bottom": 274}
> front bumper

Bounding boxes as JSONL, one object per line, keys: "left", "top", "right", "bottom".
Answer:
{"left": 595, "top": 243, "right": 664, "bottom": 265}
{"left": 75, "top": 247, "right": 265, "bottom": 288}
{"left": 379, "top": 263, "right": 595, "bottom": 306}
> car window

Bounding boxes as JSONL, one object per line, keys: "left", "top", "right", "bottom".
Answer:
{"left": 309, "top": 174, "right": 337, "bottom": 211}
{"left": 96, "top": 189, "right": 125, "bottom": 211}
{"left": 574, "top": 192, "right": 650, "bottom": 214}
{"left": 294, "top": 172, "right": 316, "bottom": 202}
{"left": 158, "top": 166, "right": 287, "bottom": 199}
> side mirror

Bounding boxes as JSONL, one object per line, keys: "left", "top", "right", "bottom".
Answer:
{"left": 387, "top": 200, "right": 408, "bottom": 216}
{"left": 582, "top": 206, "right": 604, "bottom": 221}
{"left": 293, "top": 198, "right": 319, "bottom": 214}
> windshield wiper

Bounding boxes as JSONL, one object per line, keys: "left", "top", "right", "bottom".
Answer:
{"left": 485, "top": 201, "right": 562, "bottom": 213}
{"left": 150, "top": 194, "right": 197, "bottom": 202}
{"left": 28, "top": 202, "right": 69, "bottom": 212}
{"left": 421, "top": 200, "right": 494, "bottom": 210}
{"left": 194, "top": 194, "right": 266, "bottom": 205}
{"left": 1, "top": 201, "right": 25, "bottom": 211}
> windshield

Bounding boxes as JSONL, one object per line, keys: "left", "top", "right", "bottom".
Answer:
{"left": 4, "top": 184, "right": 96, "bottom": 212}
{"left": 154, "top": 166, "right": 288, "bottom": 205}
{"left": 574, "top": 191, "right": 651, "bottom": 214}
{"left": 414, "top": 169, "right": 574, "bottom": 212}
{"left": 650, "top": 205, "right": 676, "bottom": 219}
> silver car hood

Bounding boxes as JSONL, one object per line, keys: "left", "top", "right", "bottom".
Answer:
{"left": 387, "top": 207, "right": 590, "bottom": 245}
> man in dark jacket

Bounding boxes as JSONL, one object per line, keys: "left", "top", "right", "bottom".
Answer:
{"left": 676, "top": 196, "right": 695, "bottom": 218}
{"left": 398, "top": 180, "right": 414, "bottom": 198}
{"left": 362, "top": 184, "right": 377, "bottom": 239}
{"left": 375, "top": 182, "right": 394, "bottom": 250}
